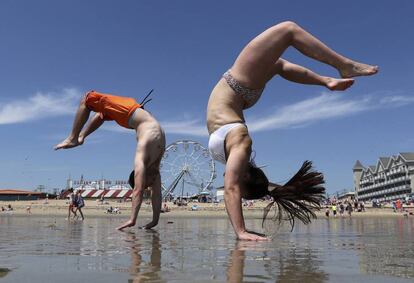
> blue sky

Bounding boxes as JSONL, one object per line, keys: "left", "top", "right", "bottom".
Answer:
{"left": 0, "top": 0, "right": 413, "bottom": 194}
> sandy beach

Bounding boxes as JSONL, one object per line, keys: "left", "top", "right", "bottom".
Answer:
{"left": 1, "top": 199, "right": 413, "bottom": 218}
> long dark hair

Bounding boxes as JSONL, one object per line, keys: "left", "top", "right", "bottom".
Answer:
{"left": 244, "top": 161, "right": 325, "bottom": 230}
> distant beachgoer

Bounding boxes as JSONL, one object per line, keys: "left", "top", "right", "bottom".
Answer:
{"left": 359, "top": 201, "right": 365, "bottom": 212}
{"left": 161, "top": 203, "right": 170, "bottom": 213}
{"left": 339, "top": 203, "right": 345, "bottom": 217}
{"left": 1, "top": 206, "right": 4, "bottom": 212}
{"left": 207, "top": 21, "right": 378, "bottom": 240}
{"left": 74, "top": 190, "right": 85, "bottom": 220}
{"left": 346, "top": 202, "right": 353, "bottom": 217}
{"left": 26, "top": 205, "right": 31, "bottom": 214}
{"left": 67, "top": 188, "right": 77, "bottom": 219}
{"left": 331, "top": 204, "right": 337, "bottom": 217}
{"left": 54, "top": 90, "right": 165, "bottom": 231}
{"left": 325, "top": 207, "right": 330, "bottom": 218}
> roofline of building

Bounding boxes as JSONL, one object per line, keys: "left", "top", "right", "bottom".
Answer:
{"left": 0, "top": 189, "right": 42, "bottom": 195}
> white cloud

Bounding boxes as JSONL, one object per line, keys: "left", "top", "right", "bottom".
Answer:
{"left": 379, "top": 95, "right": 414, "bottom": 106}
{"left": 101, "top": 119, "right": 208, "bottom": 137}
{"left": 161, "top": 120, "right": 208, "bottom": 137}
{"left": 248, "top": 93, "right": 372, "bottom": 132}
{"left": 0, "top": 88, "right": 81, "bottom": 124}
{"left": 2, "top": 89, "right": 413, "bottom": 138}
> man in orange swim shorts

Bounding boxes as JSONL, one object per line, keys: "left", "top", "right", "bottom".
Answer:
{"left": 55, "top": 90, "right": 165, "bottom": 230}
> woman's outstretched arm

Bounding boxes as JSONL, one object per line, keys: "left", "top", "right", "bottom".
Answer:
{"left": 224, "top": 127, "right": 268, "bottom": 241}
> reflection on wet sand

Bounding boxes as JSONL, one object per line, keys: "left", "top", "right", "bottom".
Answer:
{"left": 0, "top": 216, "right": 413, "bottom": 282}
{"left": 227, "top": 241, "right": 328, "bottom": 283}
{"left": 127, "top": 231, "right": 164, "bottom": 283}
{"left": 0, "top": 267, "right": 11, "bottom": 278}
{"left": 275, "top": 248, "right": 328, "bottom": 283}
{"left": 355, "top": 218, "right": 414, "bottom": 279}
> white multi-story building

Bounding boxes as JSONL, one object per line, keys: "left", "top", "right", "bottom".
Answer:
{"left": 353, "top": 153, "right": 414, "bottom": 202}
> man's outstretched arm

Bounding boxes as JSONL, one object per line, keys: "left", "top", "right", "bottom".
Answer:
{"left": 144, "top": 172, "right": 162, "bottom": 229}
{"left": 117, "top": 151, "right": 147, "bottom": 231}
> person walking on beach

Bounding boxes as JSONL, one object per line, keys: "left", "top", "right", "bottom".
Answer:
{"left": 67, "top": 188, "right": 77, "bottom": 220}
{"left": 331, "top": 204, "right": 337, "bottom": 217}
{"left": 359, "top": 201, "right": 365, "bottom": 212}
{"left": 325, "top": 206, "right": 330, "bottom": 218}
{"left": 207, "top": 21, "right": 377, "bottom": 240}
{"left": 346, "top": 201, "right": 353, "bottom": 217}
{"left": 74, "top": 190, "right": 85, "bottom": 220}
{"left": 55, "top": 90, "right": 165, "bottom": 230}
{"left": 339, "top": 202, "right": 345, "bottom": 217}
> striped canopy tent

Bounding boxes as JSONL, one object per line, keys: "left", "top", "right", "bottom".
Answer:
{"left": 61, "top": 189, "right": 134, "bottom": 199}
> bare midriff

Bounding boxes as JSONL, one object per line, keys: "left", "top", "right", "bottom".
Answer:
{"left": 207, "top": 78, "right": 246, "bottom": 134}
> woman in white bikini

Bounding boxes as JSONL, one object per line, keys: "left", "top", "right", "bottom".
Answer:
{"left": 207, "top": 21, "right": 378, "bottom": 241}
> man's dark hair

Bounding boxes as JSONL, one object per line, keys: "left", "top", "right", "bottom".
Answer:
{"left": 129, "top": 170, "right": 135, "bottom": 188}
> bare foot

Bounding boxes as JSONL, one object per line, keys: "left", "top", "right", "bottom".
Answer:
{"left": 117, "top": 220, "right": 136, "bottom": 231}
{"left": 54, "top": 137, "right": 81, "bottom": 150}
{"left": 325, "top": 77, "right": 354, "bottom": 91}
{"left": 78, "top": 135, "right": 85, "bottom": 145}
{"left": 237, "top": 231, "right": 268, "bottom": 241}
{"left": 340, "top": 61, "right": 379, "bottom": 78}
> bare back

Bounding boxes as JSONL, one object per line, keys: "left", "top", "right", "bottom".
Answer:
{"left": 130, "top": 108, "right": 165, "bottom": 169}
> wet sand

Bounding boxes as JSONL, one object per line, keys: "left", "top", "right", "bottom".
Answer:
{"left": 0, "top": 214, "right": 414, "bottom": 282}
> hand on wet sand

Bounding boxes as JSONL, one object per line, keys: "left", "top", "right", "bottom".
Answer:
{"left": 237, "top": 231, "right": 269, "bottom": 241}
{"left": 140, "top": 221, "right": 158, "bottom": 230}
{"left": 117, "top": 220, "right": 136, "bottom": 231}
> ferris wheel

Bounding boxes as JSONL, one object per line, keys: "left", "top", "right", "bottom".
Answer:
{"left": 160, "top": 140, "right": 216, "bottom": 199}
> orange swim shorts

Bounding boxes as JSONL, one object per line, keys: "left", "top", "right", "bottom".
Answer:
{"left": 84, "top": 90, "right": 141, "bottom": 129}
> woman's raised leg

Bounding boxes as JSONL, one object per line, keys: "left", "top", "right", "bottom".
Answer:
{"left": 232, "top": 21, "right": 378, "bottom": 87}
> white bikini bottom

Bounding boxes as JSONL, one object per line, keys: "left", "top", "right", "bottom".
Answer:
{"left": 208, "top": 123, "right": 246, "bottom": 164}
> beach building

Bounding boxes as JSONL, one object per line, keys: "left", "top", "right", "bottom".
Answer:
{"left": 216, "top": 186, "right": 224, "bottom": 202}
{"left": 0, "top": 189, "right": 43, "bottom": 201}
{"left": 353, "top": 152, "right": 414, "bottom": 202}
{"left": 337, "top": 191, "right": 355, "bottom": 201}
